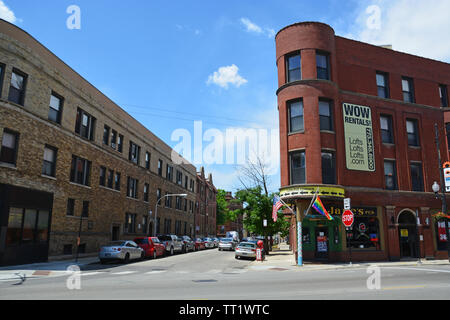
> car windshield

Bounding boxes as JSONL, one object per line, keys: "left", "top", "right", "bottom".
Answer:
{"left": 134, "top": 238, "right": 148, "bottom": 244}
{"left": 220, "top": 238, "right": 232, "bottom": 242}
{"left": 107, "top": 241, "right": 125, "bottom": 247}
{"left": 151, "top": 237, "right": 160, "bottom": 243}
{"left": 158, "top": 235, "right": 171, "bottom": 241}
{"left": 239, "top": 242, "right": 256, "bottom": 248}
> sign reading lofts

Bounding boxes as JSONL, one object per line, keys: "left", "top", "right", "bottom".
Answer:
{"left": 343, "top": 103, "right": 375, "bottom": 172}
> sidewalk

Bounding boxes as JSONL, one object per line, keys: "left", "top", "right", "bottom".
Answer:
{"left": 0, "top": 256, "right": 99, "bottom": 282}
{"left": 249, "top": 243, "right": 450, "bottom": 271}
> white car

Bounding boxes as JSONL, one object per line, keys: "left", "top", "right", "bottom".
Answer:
{"left": 99, "top": 240, "right": 144, "bottom": 264}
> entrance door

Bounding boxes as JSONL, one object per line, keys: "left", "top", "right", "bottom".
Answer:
{"left": 398, "top": 211, "right": 418, "bottom": 259}
{"left": 112, "top": 225, "right": 120, "bottom": 241}
{"left": 315, "top": 227, "right": 329, "bottom": 261}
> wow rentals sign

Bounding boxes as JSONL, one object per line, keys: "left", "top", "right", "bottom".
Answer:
{"left": 343, "top": 103, "right": 375, "bottom": 172}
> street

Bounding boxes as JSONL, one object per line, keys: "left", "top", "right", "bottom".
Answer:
{"left": 1, "top": 248, "right": 450, "bottom": 300}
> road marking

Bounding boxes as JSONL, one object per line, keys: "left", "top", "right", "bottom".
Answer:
{"left": 81, "top": 272, "right": 103, "bottom": 276}
{"left": 145, "top": 270, "right": 167, "bottom": 274}
{"left": 112, "top": 271, "right": 136, "bottom": 275}
{"left": 382, "top": 285, "right": 426, "bottom": 291}
{"left": 385, "top": 267, "right": 450, "bottom": 274}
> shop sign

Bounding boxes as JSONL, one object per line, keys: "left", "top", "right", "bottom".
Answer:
{"left": 280, "top": 186, "right": 345, "bottom": 199}
{"left": 437, "top": 221, "right": 447, "bottom": 242}
{"left": 317, "top": 236, "right": 328, "bottom": 252}
{"left": 343, "top": 103, "right": 375, "bottom": 172}
{"left": 327, "top": 206, "right": 377, "bottom": 217}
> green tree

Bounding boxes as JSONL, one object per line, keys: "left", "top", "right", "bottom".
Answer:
{"left": 216, "top": 189, "right": 230, "bottom": 225}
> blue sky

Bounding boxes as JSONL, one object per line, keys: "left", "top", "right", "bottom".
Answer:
{"left": 2, "top": 0, "right": 450, "bottom": 193}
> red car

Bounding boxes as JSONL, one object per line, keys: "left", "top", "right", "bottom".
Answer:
{"left": 134, "top": 237, "right": 166, "bottom": 259}
{"left": 194, "top": 238, "right": 206, "bottom": 251}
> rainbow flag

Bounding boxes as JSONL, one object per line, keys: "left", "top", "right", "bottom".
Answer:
{"left": 312, "top": 196, "right": 333, "bottom": 221}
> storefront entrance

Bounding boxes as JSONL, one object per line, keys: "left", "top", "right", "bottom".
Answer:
{"left": 398, "top": 211, "right": 418, "bottom": 259}
{"left": 315, "top": 227, "right": 329, "bottom": 261}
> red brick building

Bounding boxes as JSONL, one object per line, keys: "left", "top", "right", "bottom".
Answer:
{"left": 276, "top": 22, "right": 450, "bottom": 262}
{"left": 216, "top": 192, "right": 244, "bottom": 239}
{"left": 194, "top": 167, "right": 217, "bottom": 237}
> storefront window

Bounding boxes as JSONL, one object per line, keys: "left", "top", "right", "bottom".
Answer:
{"left": 37, "top": 210, "right": 50, "bottom": 242}
{"left": 22, "top": 209, "right": 37, "bottom": 244}
{"left": 6, "top": 207, "right": 23, "bottom": 245}
{"left": 346, "top": 217, "right": 380, "bottom": 250}
{"left": 302, "top": 227, "right": 311, "bottom": 244}
{"left": 5, "top": 207, "right": 50, "bottom": 246}
{"left": 435, "top": 220, "right": 449, "bottom": 251}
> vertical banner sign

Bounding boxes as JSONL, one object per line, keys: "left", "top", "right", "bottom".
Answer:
{"left": 343, "top": 103, "right": 375, "bottom": 172}
{"left": 444, "top": 166, "right": 450, "bottom": 192}
{"left": 297, "top": 221, "right": 302, "bottom": 266}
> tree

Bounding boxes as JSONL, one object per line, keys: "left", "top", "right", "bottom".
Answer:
{"left": 216, "top": 189, "right": 230, "bottom": 226}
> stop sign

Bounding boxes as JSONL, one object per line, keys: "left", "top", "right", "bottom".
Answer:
{"left": 342, "top": 210, "right": 354, "bottom": 228}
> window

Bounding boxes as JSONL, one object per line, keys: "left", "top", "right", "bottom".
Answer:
{"left": 376, "top": 72, "right": 389, "bottom": 98}
{"left": 347, "top": 217, "right": 380, "bottom": 250}
{"left": 165, "top": 192, "right": 172, "bottom": 208}
{"left": 156, "top": 188, "right": 161, "bottom": 203}
{"left": 129, "top": 141, "right": 141, "bottom": 165}
{"left": 6, "top": 207, "right": 50, "bottom": 245}
{"left": 110, "top": 130, "right": 117, "bottom": 149}
{"left": 402, "top": 77, "right": 414, "bottom": 103}
{"left": 42, "top": 145, "right": 57, "bottom": 177}
{"left": 321, "top": 152, "right": 336, "bottom": 185}
{"left": 70, "top": 155, "right": 91, "bottom": 186}
{"left": 99, "top": 166, "right": 106, "bottom": 186}
{"left": 290, "top": 151, "right": 306, "bottom": 185}
{"left": 184, "top": 176, "right": 188, "bottom": 189}
{"left": 48, "top": 92, "right": 63, "bottom": 124}
{"left": 107, "top": 169, "right": 114, "bottom": 189}
{"left": 319, "top": 100, "right": 333, "bottom": 131}
{"left": 67, "top": 198, "right": 75, "bottom": 216}
{"left": 75, "top": 108, "right": 96, "bottom": 140}
{"left": 118, "top": 134, "right": 124, "bottom": 153}
{"left": 410, "top": 162, "right": 424, "bottom": 192}
{"left": 288, "top": 100, "right": 304, "bottom": 133}
{"left": 176, "top": 196, "right": 182, "bottom": 210}
{"left": 125, "top": 213, "right": 136, "bottom": 234}
{"left": 8, "top": 69, "right": 27, "bottom": 105}
{"left": 380, "top": 115, "right": 394, "bottom": 144}
{"left": 127, "top": 177, "right": 138, "bottom": 199}
{"left": 114, "top": 172, "right": 121, "bottom": 191}
{"left": 145, "top": 151, "right": 150, "bottom": 169}
{"left": 316, "top": 52, "right": 330, "bottom": 80}
{"left": 158, "top": 159, "right": 163, "bottom": 176}
{"left": 1, "top": 129, "right": 19, "bottom": 165}
{"left": 82, "top": 201, "right": 89, "bottom": 218}
{"left": 384, "top": 160, "right": 397, "bottom": 190}
{"left": 103, "top": 125, "right": 110, "bottom": 145}
{"left": 144, "top": 183, "right": 149, "bottom": 202}
{"left": 166, "top": 164, "right": 173, "bottom": 181}
{"left": 439, "top": 85, "right": 448, "bottom": 108}
{"left": 0, "top": 63, "right": 4, "bottom": 98}
{"left": 176, "top": 170, "right": 183, "bottom": 185}
{"left": 446, "top": 123, "right": 450, "bottom": 148}
{"left": 406, "top": 119, "right": 420, "bottom": 147}
{"left": 286, "top": 53, "right": 301, "bottom": 82}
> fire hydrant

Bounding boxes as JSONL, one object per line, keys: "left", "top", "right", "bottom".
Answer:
{"left": 256, "top": 240, "right": 264, "bottom": 262}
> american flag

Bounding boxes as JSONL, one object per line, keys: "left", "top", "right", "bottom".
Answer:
{"left": 272, "top": 195, "right": 284, "bottom": 222}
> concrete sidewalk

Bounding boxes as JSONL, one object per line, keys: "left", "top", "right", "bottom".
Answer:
{"left": 0, "top": 256, "right": 99, "bottom": 282}
{"left": 249, "top": 243, "right": 450, "bottom": 271}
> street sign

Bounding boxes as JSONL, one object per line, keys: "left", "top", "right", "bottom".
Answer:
{"left": 342, "top": 210, "right": 354, "bottom": 228}
{"left": 344, "top": 198, "right": 351, "bottom": 210}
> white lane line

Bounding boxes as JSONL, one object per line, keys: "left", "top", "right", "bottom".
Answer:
{"left": 111, "top": 271, "right": 136, "bottom": 275}
{"left": 385, "top": 267, "right": 450, "bottom": 274}
{"left": 145, "top": 270, "right": 167, "bottom": 274}
{"left": 81, "top": 272, "right": 103, "bottom": 276}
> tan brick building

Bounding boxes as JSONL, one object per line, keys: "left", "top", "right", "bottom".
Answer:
{"left": 0, "top": 19, "right": 197, "bottom": 266}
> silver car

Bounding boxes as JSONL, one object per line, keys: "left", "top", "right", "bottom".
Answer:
{"left": 235, "top": 242, "right": 259, "bottom": 260}
{"left": 203, "top": 237, "right": 215, "bottom": 249}
{"left": 218, "top": 237, "right": 236, "bottom": 251}
{"left": 99, "top": 240, "right": 144, "bottom": 264}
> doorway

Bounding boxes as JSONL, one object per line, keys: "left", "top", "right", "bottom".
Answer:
{"left": 398, "top": 211, "right": 418, "bottom": 259}
{"left": 315, "top": 227, "right": 329, "bottom": 261}
{"left": 112, "top": 225, "right": 120, "bottom": 241}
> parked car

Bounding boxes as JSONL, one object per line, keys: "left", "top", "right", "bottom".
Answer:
{"left": 179, "top": 235, "right": 195, "bottom": 253}
{"left": 218, "top": 237, "right": 237, "bottom": 251}
{"left": 99, "top": 240, "right": 144, "bottom": 264}
{"left": 235, "top": 241, "right": 263, "bottom": 260}
{"left": 157, "top": 234, "right": 183, "bottom": 255}
{"left": 212, "top": 237, "right": 220, "bottom": 248}
{"left": 203, "top": 237, "right": 215, "bottom": 249}
{"left": 134, "top": 237, "right": 165, "bottom": 259}
{"left": 194, "top": 237, "right": 206, "bottom": 251}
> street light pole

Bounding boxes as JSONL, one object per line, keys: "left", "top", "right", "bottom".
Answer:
{"left": 434, "top": 123, "right": 450, "bottom": 263}
{"left": 154, "top": 193, "right": 187, "bottom": 236}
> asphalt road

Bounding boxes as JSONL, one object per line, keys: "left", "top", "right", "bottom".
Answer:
{"left": 1, "top": 248, "right": 450, "bottom": 300}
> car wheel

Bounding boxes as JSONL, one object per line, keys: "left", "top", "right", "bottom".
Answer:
{"left": 100, "top": 259, "right": 106, "bottom": 265}
{"left": 153, "top": 251, "right": 157, "bottom": 259}
{"left": 123, "top": 253, "right": 130, "bottom": 264}
{"left": 170, "top": 247, "right": 174, "bottom": 256}
{"left": 140, "top": 252, "right": 145, "bottom": 260}
{"left": 235, "top": 255, "right": 240, "bottom": 260}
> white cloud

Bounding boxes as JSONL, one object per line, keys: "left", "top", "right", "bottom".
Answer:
{"left": 347, "top": 0, "right": 450, "bottom": 62}
{"left": 240, "top": 17, "right": 275, "bottom": 38}
{"left": 0, "top": 0, "right": 18, "bottom": 23}
{"left": 207, "top": 64, "right": 248, "bottom": 89}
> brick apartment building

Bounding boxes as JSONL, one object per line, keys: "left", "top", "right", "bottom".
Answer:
{"left": 276, "top": 22, "right": 450, "bottom": 262}
{"left": 216, "top": 191, "right": 244, "bottom": 239}
{"left": 0, "top": 20, "right": 198, "bottom": 266}
{"left": 194, "top": 167, "right": 217, "bottom": 237}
